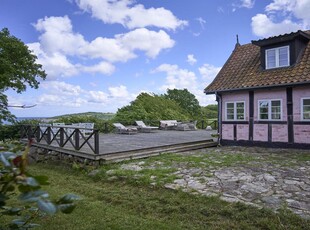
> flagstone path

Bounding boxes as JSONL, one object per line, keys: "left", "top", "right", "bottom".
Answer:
{"left": 120, "top": 146, "right": 310, "bottom": 218}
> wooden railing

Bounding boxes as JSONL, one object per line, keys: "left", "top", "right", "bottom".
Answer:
{"left": 20, "top": 125, "right": 99, "bottom": 154}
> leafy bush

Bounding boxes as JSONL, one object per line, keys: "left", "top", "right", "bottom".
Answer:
{"left": 0, "top": 140, "right": 79, "bottom": 229}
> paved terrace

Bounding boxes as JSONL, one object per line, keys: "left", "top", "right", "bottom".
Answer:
{"left": 98, "top": 130, "right": 217, "bottom": 154}
{"left": 31, "top": 129, "right": 218, "bottom": 161}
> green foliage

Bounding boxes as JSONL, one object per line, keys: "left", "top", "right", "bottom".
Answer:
{"left": 163, "top": 89, "right": 201, "bottom": 118}
{"left": 113, "top": 92, "right": 190, "bottom": 125}
{"left": 0, "top": 28, "right": 46, "bottom": 124}
{"left": 201, "top": 104, "right": 218, "bottom": 119}
{"left": 0, "top": 140, "right": 79, "bottom": 229}
{"left": 53, "top": 115, "right": 113, "bottom": 133}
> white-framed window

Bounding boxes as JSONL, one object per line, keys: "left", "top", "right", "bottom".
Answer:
{"left": 258, "top": 99, "right": 282, "bottom": 120}
{"left": 265, "top": 46, "right": 289, "bottom": 69}
{"left": 301, "top": 98, "right": 310, "bottom": 121}
{"left": 226, "top": 101, "right": 245, "bottom": 121}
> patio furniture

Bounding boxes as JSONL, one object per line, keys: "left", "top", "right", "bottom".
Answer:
{"left": 175, "top": 121, "right": 197, "bottom": 131}
{"left": 135, "top": 121, "right": 158, "bottom": 133}
{"left": 113, "top": 123, "right": 138, "bottom": 135}
{"left": 160, "top": 120, "right": 178, "bottom": 130}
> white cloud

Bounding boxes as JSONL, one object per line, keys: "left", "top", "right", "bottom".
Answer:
{"left": 187, "top": 54, "right": 197, "bottom": 65}
{"left": 108, "top": 85, "right": 129, "bottom": 98}
{"left": 241, "top": 0, "right": 255, "bottom": 8}
{"left": 81, "top": 61, "right": 115, "bottom": 75}
{"left": 251, "top": 14, "right": 302, "bottom": 37}
{"left": 75, "top": 0, "right": 188, "bottom": 30}
{"left": 41, "top": 81, "right": 83, "bottom": 96}
{"left": 199, "top": 64, "right": 221, "bottom": 84}
{"left": 196, "top": 17, "right": 206, "bottom": 30}
{"left": 118, "top": 28, "right": 175, "bottom": 58}
{"left": 252, "top": 0, "right": 310, "bottom": 37}
{"left": 33, "top": 15, "right": 87, "bottom": 55}
{"left": 30, "top": 16, "right": 175, "bottom": 79}
{"left": 87, "top": 91, "right": 109, "bottom": 104}
{"left": 152, "top": 64, "right": 197, "bottom": 91}
{"left": 232, "top": 0, "right": 255, "bottom": 11}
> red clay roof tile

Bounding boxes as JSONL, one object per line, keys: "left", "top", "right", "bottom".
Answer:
{"left": 204, "top": 31, "right": 310, "bottom": 94}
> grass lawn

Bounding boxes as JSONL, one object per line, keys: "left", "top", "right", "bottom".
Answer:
{"left": 16, "top": 159, "right": 309, "bottom": 230}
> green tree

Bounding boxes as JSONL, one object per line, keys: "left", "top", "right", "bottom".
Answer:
{"left": 201, "top": 104, "right": 218, "bottom": 119}
{"left": 113, "top": 93, "right": 190, "bottom": 125}
{"left": 0, "top": 28, "right": 46, "bottom": 123}
{"left": 163, "top": 89, "right": 200, "bottom": 118}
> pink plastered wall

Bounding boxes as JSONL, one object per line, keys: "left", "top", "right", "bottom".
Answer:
{"left": 253, "top": 124, "right": 268, "bottom": 142}
{"left": 293, "top": 86, "right": 310, "bottom": 121}
{"left": 272, "top": 124, "right": 288, "bottom": 142}
{"left": 222, "top": 92, "right": 249, "bottom": 121}
{"left": 254, "top": 89, "right": 287, "bottom": 121}
{"left": 237, "top": 124, "right": 249, "bottom": 140}
{"left": 222, "top": 124, "right": 234, "bottom": 140}
{"left": 294, "top": 125, "right": 310, "bottom": 144}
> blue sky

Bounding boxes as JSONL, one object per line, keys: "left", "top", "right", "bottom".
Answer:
{"left": 1, "top": 0, "right": 310, "bottom": 117}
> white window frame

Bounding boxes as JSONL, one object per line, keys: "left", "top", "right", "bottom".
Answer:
{"left": 301, "top": 97, "right": 310, "bottom": 121}
{"left": 225, "top": 101, "right": 245, "bottom": 121}
{"left": 265, "top": 46, "right": 290, "bottom": 69}
{"left": 258, "top": 99, "right": 282, "bottom": 120}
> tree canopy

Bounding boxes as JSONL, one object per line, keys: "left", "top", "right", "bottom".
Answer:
{"left": 113, "top": 92, "right": 190, "bottom": 124}
{"left": 0, "top": 28, "right": 46, "bottom": 123}
{"left": 163, "top": 89, "right": 201, "bottom": 117}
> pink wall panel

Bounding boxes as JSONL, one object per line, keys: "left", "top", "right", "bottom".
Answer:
{"left": 294, "top": 125, "right": 310, "bottom": 144}
{"left": 272, "top": 124, "right": 288, "bottom": 142}
{"left": 254, "top": 89, "right": 287, "bottom": 121}
{"left": 237, "top": 124, "right": 249, "bottom": 140}
{"left": 253, "top": 124, "right": 268, "bottom": 142}
{"left": 222, "top": 124, "right": 234, "bottom": 140}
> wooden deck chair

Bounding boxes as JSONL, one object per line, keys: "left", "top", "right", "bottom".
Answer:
{"left": 113, "top": 123, "right": 138, "bottom": 134}
{"left": 135, "top": 121, "right": 158, "bottom": 133}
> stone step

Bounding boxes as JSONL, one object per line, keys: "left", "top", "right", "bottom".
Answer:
{"left": 101, "top": 141, "right": 217, "bottom": 162}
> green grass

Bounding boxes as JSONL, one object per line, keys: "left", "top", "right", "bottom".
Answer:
{"left": 13, "top": 162, "right": 309, "bottom": 230}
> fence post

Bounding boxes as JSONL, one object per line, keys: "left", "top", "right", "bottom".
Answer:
{"left": 74, "top": 129, "right": 79, "bottom": 150}
{"left": 94, "top": 130, "right": 99, "bottom": 154}
{"left": 35, "top": 125, "right": 40, "bottom": 142}
{"left": 47, "top": 127, "right": 51, "bottom": 144}
{"left": 60, "top": 128, "right": 64, "bottom": 147}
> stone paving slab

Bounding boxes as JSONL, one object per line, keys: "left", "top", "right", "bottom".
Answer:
{"left": 117, "top": 146, "right": 310, "bottom": 219}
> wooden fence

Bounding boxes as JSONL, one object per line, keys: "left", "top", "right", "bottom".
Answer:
{"left": 20, "top": 125, "right": 99, "bottom": 154}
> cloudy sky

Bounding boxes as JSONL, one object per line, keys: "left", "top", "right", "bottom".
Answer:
{"left": 1, "top": 0, "right": 310, "bottom": 117}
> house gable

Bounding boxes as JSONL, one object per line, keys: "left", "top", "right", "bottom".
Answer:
{"left": 252, "top": 30, "right": 310, "bottom": 70}
{"left": 204, "top": 30, "right": 310, "bottom": 94}
{"left": 205, "top": 30, "right": 310, "bottom": 149}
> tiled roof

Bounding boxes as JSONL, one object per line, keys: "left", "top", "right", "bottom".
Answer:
{"left": 204, "top": 31, "right": 310, "bottom": 94}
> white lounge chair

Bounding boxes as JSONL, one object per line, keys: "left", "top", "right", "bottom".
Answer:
{"left": 160, "top": 120, "right": 178, "bottom": 130}
{"left": 135, "top": 121, "right": 158, "bottom": 133}
{"left": 113, "top": 123, "right": 138, "bottom": 135}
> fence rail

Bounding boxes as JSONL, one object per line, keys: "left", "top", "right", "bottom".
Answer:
{"left": 20, "top": 125, "right": 99, "bottom": 154}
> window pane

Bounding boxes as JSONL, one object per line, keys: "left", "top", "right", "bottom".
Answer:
{"left": 303, "top": 99, "right": 310, "bottom": 106}
{"left": 303, "top": 99, "right": 310, "bottom": 120}
{"left": 226, "top": 103, "right": 234, "bottom": 120}
{"left": 279, "top": 47, "right": 289, "bottom": 66}
{"left": 236, "top": 102, "right": 244, "bottom": 120}
{"left": 271, "top": 100, "right": 281, "bottom": 120}
{"left": 259, "top": 101, "right": 269, "bottom": 119}
{"left": 266, "top": 50, "right": 276, "bottom": 68}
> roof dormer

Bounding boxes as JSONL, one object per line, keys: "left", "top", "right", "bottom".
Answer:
{"left": 252, "top": 30, "right": 310, "bottom": 70}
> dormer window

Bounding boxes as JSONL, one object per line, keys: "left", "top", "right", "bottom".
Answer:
{"left": 265, "top": 46, "right": 289, "bottom": 69}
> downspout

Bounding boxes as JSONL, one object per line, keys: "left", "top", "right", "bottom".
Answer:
{"left": 215, "top": 92, "right": 222, "bottom": 145}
